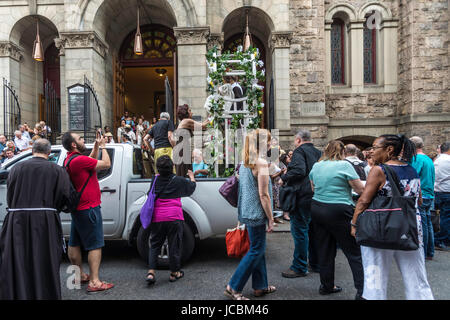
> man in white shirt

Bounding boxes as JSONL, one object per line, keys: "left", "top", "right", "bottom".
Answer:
{"left": 19, "top": 125, "right": 31, "bottom": 140}
{"left": 14, "top": 130, "right": 30, "bottom": 152}
{"left": 434, "top": 142, "right": 450, "bottom": 251}
{"left": 344, "top": 144, "right": 367, "bottom": 181}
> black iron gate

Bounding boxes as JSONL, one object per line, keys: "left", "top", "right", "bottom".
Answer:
{"left": 3, "top": 78, "right": 21, "bottom": 141}
{"left": 44, "top": 79, "right": 61, "bottom": 144}
{"left": 83, "top": 76, "right": 102, "bottom": 143}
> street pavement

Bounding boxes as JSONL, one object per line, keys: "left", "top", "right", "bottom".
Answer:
{"left": 60, "top": 225, "right": 450, "bottom": 300}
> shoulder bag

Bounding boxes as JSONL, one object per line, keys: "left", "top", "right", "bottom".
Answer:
{"left": 356, "top": 164, "right": 419, "bottom": 251}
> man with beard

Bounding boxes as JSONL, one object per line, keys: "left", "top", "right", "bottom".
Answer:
{"left": 0, "top": 139, "right": 72, "bottom": 299}
{"left": 61, "top": 131, "right": 114, "bottom": 292}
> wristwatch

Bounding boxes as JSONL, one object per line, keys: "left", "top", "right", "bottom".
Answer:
{"left": 350, "top": 222, "right": 357, "bottom": 228}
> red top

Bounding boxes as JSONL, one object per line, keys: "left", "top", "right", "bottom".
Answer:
{"left": 65, "top": 151, "right": 100, "bottom": 211}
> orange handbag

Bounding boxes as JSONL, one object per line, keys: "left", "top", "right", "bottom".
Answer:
{"left": 226, "top": 223, "right": 250, "bottom": 258}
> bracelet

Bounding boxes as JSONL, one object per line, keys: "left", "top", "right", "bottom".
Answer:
{"left": 350, "top": 222, "right": 357, "bottom": 228}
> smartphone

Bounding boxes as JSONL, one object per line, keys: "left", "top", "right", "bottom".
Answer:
{"left": 97, "top": 128, "right": 103, "bottom": 137}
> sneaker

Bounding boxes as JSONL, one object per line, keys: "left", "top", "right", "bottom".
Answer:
{"left": 281, "top": 268, "right": 308, "bottom": 278}
{"left": 435, "top": 243, "right": 450, "bottom": 251}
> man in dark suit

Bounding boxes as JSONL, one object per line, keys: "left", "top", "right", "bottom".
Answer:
{"left": 279, "top": 130, "right": 321, "bottom": 278}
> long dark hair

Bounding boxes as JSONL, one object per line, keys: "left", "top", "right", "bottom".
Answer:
{"left": 379, "top": 134, "right": 416, "bottom": 162}
{"left": 177, "top": 104, "right": 190, "bottom": 121}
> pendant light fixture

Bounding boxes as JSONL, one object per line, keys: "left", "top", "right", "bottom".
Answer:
{"left": 32, "top": 18, "right": 44, "bottom": 62}
{"left": 243, "top": 10, "right": 252, "bottom": 52}
{"left": 134, "top": 6, "right": 143, "bottom": 55}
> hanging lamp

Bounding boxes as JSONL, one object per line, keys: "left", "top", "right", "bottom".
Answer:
{"left": 134, "top": 6, "right": 143, "bottom": 55}
{"left": 243, "top": 10, "right": 252, "bottom": 52}
{"left": 32, "top": 19, "right": 44, "bottom": 62}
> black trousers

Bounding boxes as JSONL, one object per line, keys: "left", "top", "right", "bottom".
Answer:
{"left": 311, "top": 200, "right": 364, "bottom": 295}
{"left": 148, "top": 220, "right": 183, "bottom": 272}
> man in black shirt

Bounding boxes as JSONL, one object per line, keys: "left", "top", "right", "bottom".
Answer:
{"left": 143, "top": 112, "right": 175, "bottom": 173}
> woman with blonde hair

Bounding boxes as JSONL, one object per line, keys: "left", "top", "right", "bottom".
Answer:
{"left": 309, "top": 140, "right": 365, "bottom": 299}
{"left": 225, "top": 129, "right": 276, "bottom": 300}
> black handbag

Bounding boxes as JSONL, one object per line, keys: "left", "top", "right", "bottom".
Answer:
{"left": 356, "top": 164, "right": 419, "bottom": 251}
{"left": 279, "top": 185, "right": 297, "bottom": 212}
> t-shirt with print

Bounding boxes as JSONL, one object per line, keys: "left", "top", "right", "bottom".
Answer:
{"left": 65, "top": 152, "right": 100, "bottom": 211}
{"left": 192, "top": 161, "right": 208, "bottom": 177}
{"left": 149, "top": 120, "right": 175, "bottom": 149}
{"left": 309, "top": 160, "right": 360, "bottom": 206}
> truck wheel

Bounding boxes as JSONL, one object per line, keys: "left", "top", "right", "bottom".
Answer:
{"left": 136, "top": 221, "right": 195, "bottom": 269}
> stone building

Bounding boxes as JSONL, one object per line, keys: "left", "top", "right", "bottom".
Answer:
{"left": 0, "top": 0, "right": 448, "bottom": 152}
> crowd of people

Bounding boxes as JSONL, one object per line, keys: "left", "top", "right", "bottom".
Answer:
{"left": 0, "top": 103, "right": 449, "bottom": 301}
{"left": 0, "top": 121, "right": 52, "bottom": 167}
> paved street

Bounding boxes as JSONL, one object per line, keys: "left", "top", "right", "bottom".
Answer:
{"left": 60, "top": 230, "right": 450, "bottom": 300}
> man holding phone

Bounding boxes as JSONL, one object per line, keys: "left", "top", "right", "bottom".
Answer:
{"left": 62, "top": 129, "right": 114, "bottom": 292}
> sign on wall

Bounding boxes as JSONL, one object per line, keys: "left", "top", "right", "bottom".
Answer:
{"left": 68, "top": 84, "right": 86, "bottom": 131}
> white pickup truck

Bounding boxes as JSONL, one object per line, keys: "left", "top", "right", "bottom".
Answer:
{"left": 0, "top": 144, "right": 238, "bottom": 266}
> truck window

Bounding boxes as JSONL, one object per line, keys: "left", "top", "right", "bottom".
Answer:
{"left": 3, "top": 150, "right": 61, "bottom": 171}
{"left": 133, "top": 148, "right": 144, "bottom": 178}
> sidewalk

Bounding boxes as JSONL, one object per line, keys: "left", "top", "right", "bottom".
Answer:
{"left": 273, "top": 219, "right": 291, "bottom": 232}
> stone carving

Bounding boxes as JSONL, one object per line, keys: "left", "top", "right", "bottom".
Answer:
{"left": 56, "top": 32, "right": 109, "bottom": 58}
{"left": 207, "top": 33, "right": 223, "bottom": 51}
{"left": 270, "top": 32, "right": 293, "bottom": 49}
{"left": 0, "top": 42, "right": 23, "bottom": 62}
{"left": 174, "top": 27, "right": 210, "bottom": 45}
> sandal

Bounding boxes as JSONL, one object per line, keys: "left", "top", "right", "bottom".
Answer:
{"left": 169, "top": 270, "right": 184, "bottom": 282}
{"left": 253, "top": 285, "right": 277, "bottom": 297}
{"left": 72, "top": 274, "right": 90, "bottom": 285}
{"left": 86, "top": 281, "right": 114, "bottom": 293}
{"left": 224, "top": 286, "right": 250, "bottom": 300}
{"left": 146, "top": 272, "right": 156, "bottom": 285}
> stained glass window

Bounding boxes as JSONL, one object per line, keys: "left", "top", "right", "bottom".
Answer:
{"left": 121, "top": 25, "right": 176, "bottom": 63}
{"left": 331, "top": 19, "right": 345, "bottom": 84}
{"left": 364, "top": 17, "right": 377, "bottom": 84}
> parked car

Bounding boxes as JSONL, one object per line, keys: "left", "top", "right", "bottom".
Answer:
{"left": 0, "top": 144, "right": 238, "bottom": 267}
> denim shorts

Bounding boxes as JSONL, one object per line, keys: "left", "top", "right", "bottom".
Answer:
{"left": 68, "top": 206, "right": 105, "bottom": 251}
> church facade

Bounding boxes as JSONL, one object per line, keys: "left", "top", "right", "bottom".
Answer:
{"left": 0, "top": 0, "right": 448, "bottom": 151}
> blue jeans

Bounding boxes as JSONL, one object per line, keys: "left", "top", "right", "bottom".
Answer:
{"left": 290, "top": 207, "right": 311, "bottom": 274}
{"left": 435, "top": 192, "right": 450, "bottom": 246}
{"left": 419, "top": 198, "right": 434, "bottom": 258}
{"left": 228, "top": 224, "right": 268, "bottom": 292}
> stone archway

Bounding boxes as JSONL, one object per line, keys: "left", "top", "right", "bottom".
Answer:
{"left": 337, "top": 135, "right": 377, "bottom": 150}
{"left": 8, "top": 15, "right": 60, "bottom": 127}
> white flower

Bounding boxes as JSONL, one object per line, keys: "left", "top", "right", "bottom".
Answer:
{"left": 261, "top": 69, "right": 265, "bottom": 77}
{"left": 258, "top": 60, "right": 264, "bottom": 68}
{"left": 237, "top": 45, "right": 243, "bottom": 52}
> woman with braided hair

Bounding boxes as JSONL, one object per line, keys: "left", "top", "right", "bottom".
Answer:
{"left": 351, "top": 134, "right": 434, "bottom": 300}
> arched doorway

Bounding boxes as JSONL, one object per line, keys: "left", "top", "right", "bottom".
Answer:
{"left": 117, "top": 24, "right": 176, "bottom": 124}
{"left": 8, "top": 15, "right": 60, "bottom": 129}
{"left": 222, "top": 7, "right": 275, "bottom": 129}
{"left": 338, "top": 135, "right": 376, "bottom": 150}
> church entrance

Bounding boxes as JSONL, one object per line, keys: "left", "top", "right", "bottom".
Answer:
{"left": 115, "top": 24, "right": 176, "bottom": 128}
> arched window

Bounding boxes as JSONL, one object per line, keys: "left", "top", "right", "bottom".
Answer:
{"left": 331, "top": 18, "right": 345, "bottom": 84}
{"left": 364, "top": 12, "right": 377, "bottom": 84}
{"left": 120, "top": 24, "right": 176, "bottom": 67}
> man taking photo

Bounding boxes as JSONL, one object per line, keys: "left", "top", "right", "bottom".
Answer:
{"left": 62, "top": 130, "right": 114, "bottom": 293}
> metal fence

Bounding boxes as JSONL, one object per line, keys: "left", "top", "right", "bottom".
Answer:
{"left": 2, "top": 78, "right": 21, "bottom": 141}
{"left": 83, "top": 76, "right": 102, "bottom": 143}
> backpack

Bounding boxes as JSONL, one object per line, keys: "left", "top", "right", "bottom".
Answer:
{"left": 61, "top": 154, "right": 93, "bottom": 214}
{"left": 346, "top": 159, "right": 367, "bottom": 181}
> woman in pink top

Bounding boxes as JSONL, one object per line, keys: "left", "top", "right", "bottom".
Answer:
{"left": 146, "top": 155, "right": 196, "bottom": 284}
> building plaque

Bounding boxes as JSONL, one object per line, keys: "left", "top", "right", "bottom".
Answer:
{"left": 68, "top": 84, "right": 86, "bottom": 131}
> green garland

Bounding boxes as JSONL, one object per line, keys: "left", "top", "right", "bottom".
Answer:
{"left": 204, "top": 45, "right": 266, "bottom": 177}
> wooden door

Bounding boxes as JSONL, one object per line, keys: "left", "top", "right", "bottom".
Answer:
{"left": 113, "top": 55, "right": 125, "bottom": 140}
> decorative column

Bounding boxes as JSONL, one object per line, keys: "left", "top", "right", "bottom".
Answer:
{"left": 270, "top": 32, "right": 292, "bottom": 130}
{"left": 174, "top": 27, "right": 210, "bottom": 119}
{"left": 0, "top": 42, "right": 23, "bottom": 133}
{"left": 207, "top": 33, "right": 224, "bottom": 53}
{"left": 381, "top": 19, "right": 398, "bottom": 92}
{"left": 55, "top": 32, "right": 109, "bottom": 132}
{"left": 348, "top": 21, "right": 364, "bottom": 93}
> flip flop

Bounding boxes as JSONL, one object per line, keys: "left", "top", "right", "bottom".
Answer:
{"left": 253, "top": 285, "right": 277, "bottom": 297}
{"left": 169, "top": 270, "right": 184, "bottom": 282}
{"left": 146, "top": 272, "right": 156, "bottom": 285}
{"left": 87, "top": 281, "right": 114, "bottom": 293}
{"left": 224, "top": 287, "right": 250, "bottom": 300}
